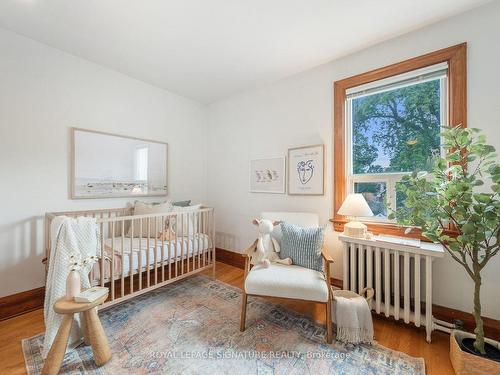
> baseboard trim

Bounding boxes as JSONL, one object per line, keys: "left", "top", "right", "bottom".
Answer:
{"left": 216, "top": 248, "right": 246, "bottom": 269}
{"left": 330, "top": 277, "right": 343, "bottom": 289}
{"left": 433, "top": 303, "right": 500, "bottom": 341}
{"left": 216, "top": 247, "right": 500, "bottom": 341}
{"left": 0, "top": 286, "right": 45, "bottom": 321}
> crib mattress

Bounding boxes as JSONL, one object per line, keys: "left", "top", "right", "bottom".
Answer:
{"left": 99, "top": 234, "right": 211, "bottom": 279}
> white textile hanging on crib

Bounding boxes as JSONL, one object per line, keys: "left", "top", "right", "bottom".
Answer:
{"left": 42, "top": 216, "right": 98, "bottom": 358}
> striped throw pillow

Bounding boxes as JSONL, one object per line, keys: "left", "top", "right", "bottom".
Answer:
{"left": 280, "top": 222, "right": 324, "bottom": 272}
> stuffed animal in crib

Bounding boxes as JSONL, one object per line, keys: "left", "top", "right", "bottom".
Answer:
{"left": 250, "top": 219, "right": 292, "bottom": 268}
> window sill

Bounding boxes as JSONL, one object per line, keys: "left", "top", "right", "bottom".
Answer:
{"left": 330, "top": 217, "right": 458, "bottom": 241}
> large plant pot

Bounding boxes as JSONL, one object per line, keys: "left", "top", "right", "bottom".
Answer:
{"left": 450, "top": 330, "right": 500, "bottom": 375}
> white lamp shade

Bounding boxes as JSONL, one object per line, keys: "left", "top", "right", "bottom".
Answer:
{"left": 338, "top": 193, "right": 374, "bottom": 217}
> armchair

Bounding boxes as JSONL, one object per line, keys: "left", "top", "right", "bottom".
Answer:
{"left": 239, "top": 212, "right": 334, "bottom": 343}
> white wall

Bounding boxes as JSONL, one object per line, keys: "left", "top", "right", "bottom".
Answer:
{"left": 206, "top": 1, "right": 500, "bottom": 319}
{"left": 0, "top": 28, "right": 207, "bottom": 297}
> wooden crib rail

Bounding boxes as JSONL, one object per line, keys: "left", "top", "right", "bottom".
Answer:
{"left": 45, "top": 207, "right": 132, "bottom": 220}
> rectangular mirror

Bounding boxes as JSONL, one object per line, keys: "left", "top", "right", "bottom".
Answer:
{"left": 72, "top": 128, "right": 168, "bottom": 199}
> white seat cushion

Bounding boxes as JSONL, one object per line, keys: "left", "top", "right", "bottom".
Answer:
{"left": 244, "top": 263, "right": 329, "bottom": 302}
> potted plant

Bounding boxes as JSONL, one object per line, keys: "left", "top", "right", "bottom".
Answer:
{"left": 388, "top": 126, "right": 500, "bottom": 374}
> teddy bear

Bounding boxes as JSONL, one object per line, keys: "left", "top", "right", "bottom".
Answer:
{"left": 249, "top": 219, "right": 292, "bottom": 268}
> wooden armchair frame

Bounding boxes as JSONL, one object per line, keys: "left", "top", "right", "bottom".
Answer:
{"left": 239, "top": 241, "right": 334, "bottom": 343}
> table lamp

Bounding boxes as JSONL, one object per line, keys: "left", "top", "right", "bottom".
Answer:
{"left": 338, "top": 193, "right": 374, "bottom": 238}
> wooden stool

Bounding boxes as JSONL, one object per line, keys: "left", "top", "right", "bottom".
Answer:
{"left": 42, "top": 293, "right": 111, "bottom": 375}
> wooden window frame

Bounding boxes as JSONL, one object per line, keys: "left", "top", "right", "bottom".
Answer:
{"left": 332, "top": 43, "right": 467, "bottom": 238}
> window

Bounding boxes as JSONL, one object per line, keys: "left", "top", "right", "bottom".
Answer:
{"left": 333, "top": 44, "right": 466, "bottom": 236}
{"left": 346, "top": 63, "right": 447, "bottom": 220}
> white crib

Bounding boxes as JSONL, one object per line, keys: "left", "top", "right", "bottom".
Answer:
{"left": 45, "top": 206, "right": 215, "bottom": 308}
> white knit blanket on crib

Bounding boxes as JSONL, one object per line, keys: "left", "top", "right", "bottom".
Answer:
{"left": 333, "top": 296, "right": 374, "bottom": 345}
{"left": 42, "top": 216, "right": 98, "bottom": 359}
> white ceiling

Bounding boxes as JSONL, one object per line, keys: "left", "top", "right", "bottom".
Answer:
{"left": 0, "top": 0, "right": 491, "bottom": 103}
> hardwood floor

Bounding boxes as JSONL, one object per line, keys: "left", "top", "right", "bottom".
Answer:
{"left": 0, "top": 262, "right": 454, "bottom": 375}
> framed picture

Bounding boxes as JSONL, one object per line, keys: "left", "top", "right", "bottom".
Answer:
{"left": 249, "top": 157, "right": 286, "bottom": 194}
{"left": 288, "top": 144, "right": 324, "bottom": 195}
{"left": 71, "top": 128, "right": 168, "bottom": 199}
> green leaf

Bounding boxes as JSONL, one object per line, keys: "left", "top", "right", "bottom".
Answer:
{"left": 462, "top": 223, "right": 476, "bottom": 234}
{"left": 474, "top": 194, "right": 492, "bottom": 204}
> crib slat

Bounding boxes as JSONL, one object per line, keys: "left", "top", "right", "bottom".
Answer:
{"left": 161, "top": 215, "right": 165, "bottom": 282}
{"left": 147, "top": 218, "right": 151, "bottom": 288}
{"left": 186, "top": 212, "right": 190, "bottom": 272}
{"left": 414, "top": 254, "right": 421, "bottom": 327}
{"left": 198, "top": 212, "right": 205, "bottom": 267}
{"left": 139, "top": 218, "right": 143, "bottom": 291}
{"left": 212, "top": 209, "right": 216, "bottom": 272}
{"left": 394, "top": 250, "right": 400, "bottom": 321}
{"left": 45, "top": 214, "right": 51, "bottom": 269}
{"left": 358, "top": 245, "right": 364, "bottom": 293}
{"left": 194, "top": 212, "right": 198, "bottom": 271}
{"left": 100, "top": 222, "right": 105, "bottom": 288}
{"left": 211, "top": 210, "right": 215, "bottom": 266}
{"left": 154, "top": 217, "right": 158, "bottom": 285}
{"left": 175, "top": 213, "right": 178, "bottom": 278}
{"left": 213, "top": 209, "right": 216, "bottom": 267}
{"left": 375, "top": 247, "right": 381, "bottom": 314}
{"left": 203, "top": 212, "right": 210, "bottom": 266}
{"left": 107, "top": 216, "right": 112, "bottom": 260}
{"left": 111, "top": 222, "right": 115, "bottom": 301}
{"left": 207, "top": 211, "right": 215, "bottom": 269}
{"left": 193, "top": 212, "right": 197, "bottom": 271}
{"left": 192, "top": 212, "right": 196, "bottom": 270}
{"left": 181, "top": 212, "right": 185, "bottom": 275}
{"left": 121, "top": 220, "right": 125, "bottom": 298}
{"left": 130, "top": 220, "right": 134, "bottom": 294}
{"left": 193, "top": 212, "right": 197, "bottom": 270}
{"left": 384, "top": 248, "right": 390, "bottom": 317}
{"left": 187, "top": 213, "right": 191, "bottom": 273}
{"left": 168, "top": 214, "right": 172, "bottom": 280}
{"left": 404, "top": 252, "right": 410, "bottom": 323}
{"left": 197, "top": 211, "right": 201, "bottom": 270}
{"left": 350, "top": 243, "right": 356, "bottom": 292}
{"left": 188, "top": 212, "right": 191, "bottom": 272}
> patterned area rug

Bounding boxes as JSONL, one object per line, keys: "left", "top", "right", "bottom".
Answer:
{"left": 23, "top": 275, "right": 425, "bottom": 374}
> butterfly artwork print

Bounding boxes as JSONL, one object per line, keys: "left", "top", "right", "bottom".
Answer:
{"left": 249, "top": 157, "right": 286, "bottom": 194}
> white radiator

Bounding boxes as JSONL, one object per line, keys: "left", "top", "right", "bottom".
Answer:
{"left": 339, "top": 234, "right": 444, "bottom": 342}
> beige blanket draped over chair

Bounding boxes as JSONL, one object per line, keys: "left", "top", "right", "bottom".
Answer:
{"left": 239, "top": 212, "right": 334, "bottom": 344}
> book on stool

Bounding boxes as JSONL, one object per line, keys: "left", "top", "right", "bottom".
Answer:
{"left": 74, "top": 287, "right": 109, "bottom": 303}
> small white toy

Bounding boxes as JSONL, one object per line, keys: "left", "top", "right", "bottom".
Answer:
{"left": 250, "top": 219, "right": 292, "bottom": 268}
